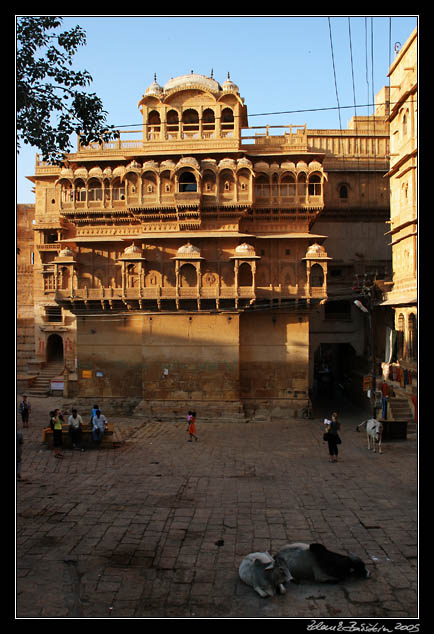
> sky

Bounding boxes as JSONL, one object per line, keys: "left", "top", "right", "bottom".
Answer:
{"left": 16, "top": 14, "right": 418, "bottom": 203}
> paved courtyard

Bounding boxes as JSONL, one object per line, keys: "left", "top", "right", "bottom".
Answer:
{"left": 16, "top": 394, "right": 418, "bottom": 619}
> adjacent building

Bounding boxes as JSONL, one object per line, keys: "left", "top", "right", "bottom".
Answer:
{"left": 381, "top": 27, "right": 418, "bottom": 419}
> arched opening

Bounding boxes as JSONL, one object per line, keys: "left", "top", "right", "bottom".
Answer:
{"left": 297, "top": 172, "right": 307, "bottom": 200}
{"left": 167, "top": 109, "right": 179, "bottom": 136}
{"left": 88, "top": 177, "right": 103, "bottom": 201}
{"left": 180, "top": 263, "right": 197, "bottom": 287}
{"left": 126, "top": 263, "right": 140, "bottom": 288}
{"left": 182, "top": 108, "right": 199, "bottom": 133}
{"left": 397, "top": 313, "right": 405, "bottom": 359}
{"left": 59, "top": 266, "right": 70, "bottom": 290}
{"left": 179, "top": 171, "right": 197, "bottom": 193}
{"left": 202, "top": 108, "right": 215, "bottom": 134}
{"left": 202, "top": 169, "right": 216, "bottom": 194}
{"left": 221, "top": 107, "right": 234, "bottom": 126}
{"left": 47, "top": 333, "right": 63, "bottom": 364}
{"left": 339, "top": 184, "right": 349, "bottom": 199}
{"left": 254, "top": 173, "right": 269, "bottom": 199}
{"left": 408, "top": 313, "right": 417, "bottom": 360}
{"left": 281, "top": 172, "right": 296, "bottom": 198}
{"left": 239, "top": 262, "right": 253, "bottom": 286}
{"left": 148, "top": 110, "right": 161, "bottom": 135}
{"left": 219, "top": 169, "right": 235, "bottom": 196}
{"left": 310, "top": 263, "right": 324, "bottom": 287}
{"left": 308, "top": 172, "right": 322, "bottom": 196}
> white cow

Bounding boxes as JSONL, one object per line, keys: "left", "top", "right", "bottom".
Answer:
{"left": 238, "top": 551, "right": 292, "bottom": 598}
{"left": 356, "top": 418, "right": 383, "bottom": 454}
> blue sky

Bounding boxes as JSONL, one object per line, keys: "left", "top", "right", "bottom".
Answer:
{"left": 16, "top": 14, "right": 418, "bottom": 203}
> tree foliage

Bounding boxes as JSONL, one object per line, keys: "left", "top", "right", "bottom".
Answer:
{"left": 16, "top": 16, "right": 119, "bottom": 164}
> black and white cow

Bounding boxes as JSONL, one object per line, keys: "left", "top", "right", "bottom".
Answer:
{"left": 356, "top": 418, "right": 383, "bottom": 454}
{"left": 276, "top": 542, "right": 371, "bottom": 583}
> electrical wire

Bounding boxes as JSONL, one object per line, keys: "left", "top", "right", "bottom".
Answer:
{"left": 103, "top": 99, "right": 415, "bottom": 131}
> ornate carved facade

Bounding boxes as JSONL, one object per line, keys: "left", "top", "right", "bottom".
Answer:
{"left": 26, "top": 71, "right": 391, "bottom": 414}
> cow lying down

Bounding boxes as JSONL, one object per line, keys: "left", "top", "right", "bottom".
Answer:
{"left": 238, "top": 551, "right": 293, "bottom": 598}
{"left": 277, "top": 542, "right": 371, "bottom": 583}
{"left": 356, "top": 418, "right": 383, "bottom": 453}
{"left": 239, "top": 544, "right": 370, "bottom": 596}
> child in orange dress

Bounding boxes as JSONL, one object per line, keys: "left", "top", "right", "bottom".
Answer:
{"left": 187, "top": 410, "right": 198, "bottom": 442}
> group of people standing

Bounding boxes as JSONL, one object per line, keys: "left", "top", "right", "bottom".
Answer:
{"left": 50, "top": 404, "right": 109, "bottom": 458}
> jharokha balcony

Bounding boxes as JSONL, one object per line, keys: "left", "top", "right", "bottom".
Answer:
{"left": 54, "top": 282, "right": 327, "bottom": 312}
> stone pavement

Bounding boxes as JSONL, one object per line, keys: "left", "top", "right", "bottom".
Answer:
{"left": 16, "top": 394, "right": 418, "bottom": 619}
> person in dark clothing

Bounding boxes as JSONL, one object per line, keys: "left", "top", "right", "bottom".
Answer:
{"left": 326, "top": 412, "right": 341, "bottom": 463}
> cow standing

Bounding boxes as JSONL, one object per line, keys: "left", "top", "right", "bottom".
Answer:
{"left": 356, "top": 419, "right": 383, "bottom": 454}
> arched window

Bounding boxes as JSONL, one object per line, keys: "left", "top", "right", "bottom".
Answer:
{"left": 74, "top": 178, "right": 86, "bottom": 201}
{"left": 202, "top": 108, "right": 215, "bottom": 128}
{"left": 180, "top": 263, "right": 197, "bottom": 287}
{"left": 148, "top": 110, "right": 161, "bottom": 125}
{"left": 408, "top": 313, "right": 417, "bottom": 360}
{"left": 60, "top": 180, "right": 73, "bottom": 203}
{"left": 167, "top": 110, "right": 179, "bottom": 135}
{"left": 88, "top": 177, "right": 102, "bottom": 201}
{"left": 239, "top": 262, "right": 253, "bottom": 286}
{"left": 397, "top": 313, "right": 405, "bottom": 359}
{"left": 179, "top": 171, "right": 197, "bottom": 193}
{"left": 308, "top": 173, "right": 322, "bottom": 196}
{"left": 281, "top": 173, "right": 296, "bottom": 198}
{"left": 339, "top": 184, "right": 349, "bottom": 199}
{"left": 310, "top": 263, "right": 324, "bottom": 287}
{"left": 221, "top": 107, "right": 234, "bottom": 135}
{"left": 148, "top": 110, "right": 161, "bottom": 139}
{"left": 297, "top": 172, "right": 307, "bottom": 200}
{"left": 254, "top": 173, "right": 269, "bottom": 199}
{"left": 182, "top": 109, "right": 199, "bottom": 132}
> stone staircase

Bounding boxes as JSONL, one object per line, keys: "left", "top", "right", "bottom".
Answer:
{"left": 388, "top": 397, "right": 416, "bottom": 433}
{"left": 26, "top": 362, "right": 65, "bottom": 398}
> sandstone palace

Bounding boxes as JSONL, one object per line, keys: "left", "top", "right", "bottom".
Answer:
{"left": 20, "top": 70, "right": 394, "bottom": 420}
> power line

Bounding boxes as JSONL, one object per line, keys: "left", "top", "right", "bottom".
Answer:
{"left": 107, "top": 99, "right": 415, "bottom": 130}
{"left": 328, "top": 17, "right": 343, "bottom": 131}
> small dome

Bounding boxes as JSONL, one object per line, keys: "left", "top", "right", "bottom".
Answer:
{"left": 58, "top": 247, "right": 74, "bottom": 258}
{"left": 237, "top": 157, "right": 252, "bottom": 169}
{"left": 124, "top": 243, "right": 142, "bottom": 255}
{"left": 222, "top": 72, "right": 239, "bottom": 93}
{"left": 304, "top": 243, "right": 329, "bottom": 259}
{"left": 177, "top": 242, "right": 201, "bottom": 256}
{"left": 164, "top": 72, "right": 221, "bottom": 93}
{"left": 231, "top": 243, "right": 260, "bottom": 259}
{"left": 145, "top": 74, "right": 163, "bottom": 96}
{"left": 235, "top": 242, "right": 256, "bottom": 255}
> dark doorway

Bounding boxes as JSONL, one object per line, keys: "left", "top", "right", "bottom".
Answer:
{"left": 47, "top": 333, "right": 63, "bottom": 363}
{"left": 314, "top": 342, "right": 356, "bottom": 397}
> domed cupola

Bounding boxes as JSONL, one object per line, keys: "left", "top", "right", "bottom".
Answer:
{"left": 173, "top": 242, "right": 203, "bottom": 260}
{"left": 303, "top": 243, "right": 331, "bottom": 260}
{"left": 144, "top": 73, "right": 163, "bottom": 97}
{"left": 222, "top": 72, "right": 239, "bottom": 93}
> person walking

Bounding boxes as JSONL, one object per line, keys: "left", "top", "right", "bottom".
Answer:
{"left": 187, "top": 410, "right": 199, "bottom": 442}
{"left": 19, "top": 395, "right": 31, "bottom": 428}
{"left": 325, "top": 411, "right": 341, "bottom": 463}
{"left": 68, "top": 408, "right": 84, "bottom": 451}
{"left": 50, "top": 409, "right": 64, "bottom": 458}
{"left": 91, "top": 409, "right": 107, "bottom": 447}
